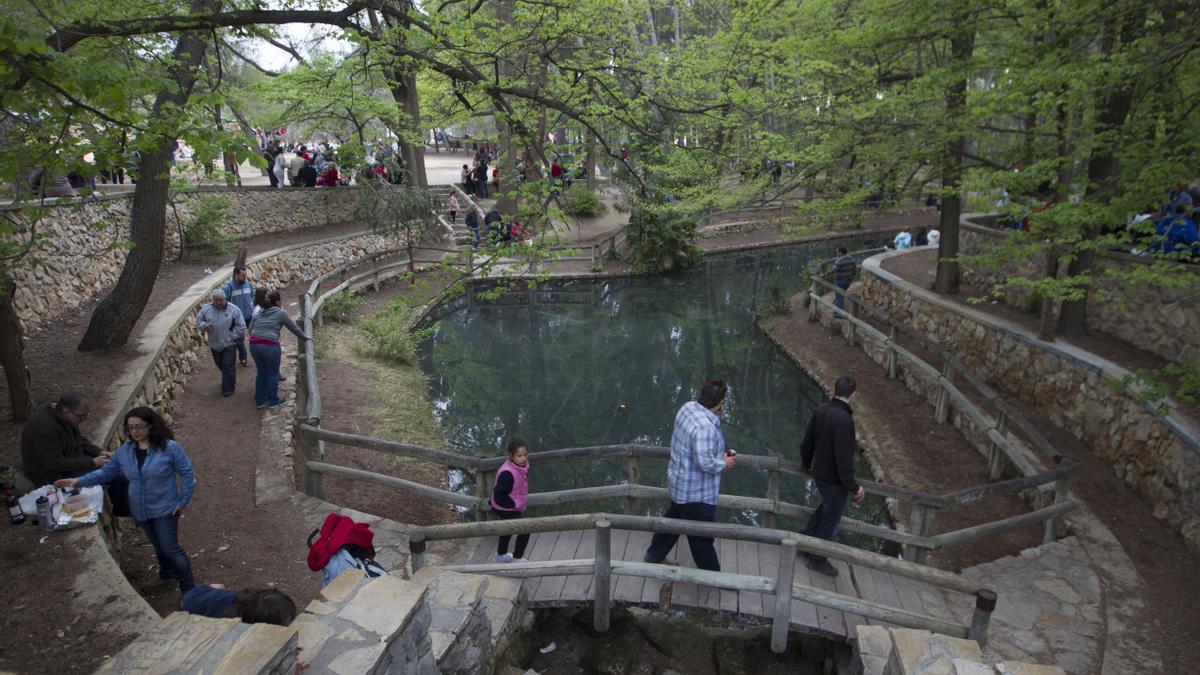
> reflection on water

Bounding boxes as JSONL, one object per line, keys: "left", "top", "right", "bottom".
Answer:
{"left": 417, "top": 237, "right": 897, "bottom": 553}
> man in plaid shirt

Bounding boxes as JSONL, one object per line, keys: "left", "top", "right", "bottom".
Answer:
{"left": 643, "top": 380, "right": 737, "bottom": 571}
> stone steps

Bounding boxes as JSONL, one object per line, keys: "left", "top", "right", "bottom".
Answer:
{"left": 100, "top": 567, "right": 526, "bottom": 675}
{"left": 852, "top": 625, "right": 1066, "bottom": 675}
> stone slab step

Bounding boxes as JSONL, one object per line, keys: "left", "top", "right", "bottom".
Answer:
{"left": 412, "top": 567, "right": 494, "bottom": 675}
{"left": 96, "top": 611, "right": 297, "bottom": 675}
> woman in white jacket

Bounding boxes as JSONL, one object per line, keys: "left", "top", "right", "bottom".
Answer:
{"left": 273, "top": 150, "right": 287, "bottom": 188}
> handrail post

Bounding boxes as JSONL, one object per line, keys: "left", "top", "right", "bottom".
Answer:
{"left": 935, "top": 359, "right": 954, "bottom": 424}
{"left": 903, "top": 503, "right": 933, "bottom": 564}
{"left": 409, "top": 534, "right": 426, "bottom": 574}
{"left": 372, "top": 257, "right": 381, "bottom": 292}
{"left": 807, "top": 276, "right": 820, "bottom": 322}
{"left": 845, "top": 298, "right": 858, "bottom": 346}
{"left": 593, "top": 520, "right": 612, "bottom": 632}
{"left": 886, "top": 326, "right": 898, "bottom": 379}
{"left": 476, "top": 469, "right": 492, "bottom": 521}
{"left": 968, "top": 590, "right": 997, "bottom": 648}
{"left": 988, "top": 411, "right": 1008, "bottom": 480}
{"left": 624, "top": 455, "right": 640, "bottom": 515}
{"left": 1043, "top": 459, "right": 1069, "bottom": 543}
{"left": 771, "top": 538, "right": 798, "bottom": 653}
{"left": 299, "top": 427, "right": 325, "bottom": 499}
{"left": 765, "top": 469, "right": 780, "bottom": 529}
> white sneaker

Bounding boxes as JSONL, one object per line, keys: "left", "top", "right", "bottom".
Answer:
{"left": 495, "top": 553, "right": 514, "bottom": 563}
{"left": 510, "top": 557, "right": 528, "bottom": 564}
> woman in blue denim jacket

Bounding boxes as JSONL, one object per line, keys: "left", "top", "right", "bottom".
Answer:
{"left": 57, "top": 406, "right": 197, "bottom": 592}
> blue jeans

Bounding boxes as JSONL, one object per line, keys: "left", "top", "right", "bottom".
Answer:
{"left": 835, "top": 278, "right": 851, "bottom": 311}
{"left": 251, "top": 342, "right": 282, "bottom": 406}
{"left": 141, "top": 514, "right": 194, "bottom": 592}
{"left": 477, "top": 179, "right": 489, "bottom": 198}
{"left": 802, "top": 479, "right": 850, "bottom": 563}
{"left": 644, "top": 501, "right": 721, "bottom": 571}
{"left": 235, "top": 336, "right": 247, "bottom": 363}
{"left": 210, "top": 346, "right": 238, "bottom": 395}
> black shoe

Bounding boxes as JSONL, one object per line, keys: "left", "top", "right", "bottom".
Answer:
{"left": 805, "top": 558, "right": 839, "bottom": 577}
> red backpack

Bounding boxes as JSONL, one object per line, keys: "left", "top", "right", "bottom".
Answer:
{"left": 306, "top": 513, "right": 376, "bottom": 572}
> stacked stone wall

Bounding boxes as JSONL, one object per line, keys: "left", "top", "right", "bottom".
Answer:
{"left": 2, "top": 187, "right": 365, "bottom": 332}
{"left": 859, "top": 254, "right": 1200, "bottom": 553}
{"left": 958, "top": 216, "right": 1200, "bottom": 364}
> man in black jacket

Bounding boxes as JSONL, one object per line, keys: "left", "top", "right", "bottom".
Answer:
{"left": 799, "top": 376, "right": 865, "bottom": 577}
{"left": 20, "top": 392, "right": 109, "bottom": 486}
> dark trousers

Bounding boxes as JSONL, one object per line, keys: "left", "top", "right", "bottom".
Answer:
{"left": 494, "top": 510, "right": 529, "bottom": 558}
{"left": 141, "top": 514, "right": 194, "bottom": 592}
{"left": 802, "top": 479, "right": 849, "bottom": 563}
{"left": 251, "top": 342, "right": 283, "bottom": 406}
{"left": 835, "top": 279, "right": 851, "bottom": 310}
{"left": 477, "top": 179, "right": 489, "bottom": 198}
{"left": 210, "top": 345, "right": 237, "bottom": 395}
{"left": 644, "top": 501, "right": 720, "bottom": 571}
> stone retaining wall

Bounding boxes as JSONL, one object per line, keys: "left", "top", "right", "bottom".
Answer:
{"left": 2, "top": 186, "right": 365, "bottom": 332}
{"left": 860, "top": 250, "right": 1200, "bottom": 553}
{"left": 958, "top": 214, "right": 1200, "bottom": 364}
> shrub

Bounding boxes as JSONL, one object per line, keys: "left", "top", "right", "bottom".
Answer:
{"left": 356, "top": 307, "right": 433, "bottom": 366}
{"left": 564, "top": 185, "right": 603, "bottom": 217}
{"left": 625, "top": 204, "right": 702, "bottom": 273}
{"left": 182, "top": 195, "right": 235, "bottom": 252}
{"left": 321, "top": 291, "right": 362, "bottom": 323}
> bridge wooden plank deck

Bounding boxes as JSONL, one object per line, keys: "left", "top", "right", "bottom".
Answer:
{"left": 463, "top": 529, "right": 973, "bottom": 642}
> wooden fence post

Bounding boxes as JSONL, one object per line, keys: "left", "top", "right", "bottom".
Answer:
{"left": 409, "top": 534, "right": 426, "bottom": 574}
{"left": 625, "top": 455, "right": 640, "bottom": 515}
{"left": 372, "top": 257, "right": 381, "bottom": 292}
{"left": 935, "top": 359, "right": 954, "bottom": 424}
{"left": 765, "top": 469, "right": 781, "bottom": 529}
{"left": 808, "top": 279, "right": 820, "bottom": 322}
{"left": 903, "top": 503, "right": 933, "bottom": 564}
{"left": 593, "top": 520, "right": 612, "bottom": 632}
{"left": 886, "top": 326, "right": 898, "bottom": 379}
{"left": 845, "top": 299, "right": 858, "bottom": 346}
{"left": 1043, "top": 460, "right": 1069, "bottom": 543}
{"left": 299, "top": 427, "right": 325, "bottom": 499}
{"left": 476, "top": 470, "right": 492, "bottom": 521}
{"left": 771, "top": 538, "right": 798, "bottom": 654}
{"left": 988, "top": 411, "right": 1008, "bottom": 480}
{"left": 968, "top": 590, "right": 997, "bottom": 648}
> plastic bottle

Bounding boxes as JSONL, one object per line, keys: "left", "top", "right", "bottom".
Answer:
{"left": 36, "top": 495, "right": 52, "bottom": 531}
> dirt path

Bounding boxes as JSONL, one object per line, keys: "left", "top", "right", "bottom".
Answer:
{"left": 761, "top": 301, "right": 1042, "bottom": 571}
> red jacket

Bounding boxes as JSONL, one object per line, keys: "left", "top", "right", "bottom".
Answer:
{"left": 307, "top": 513, "right": 375, "bottom": 571}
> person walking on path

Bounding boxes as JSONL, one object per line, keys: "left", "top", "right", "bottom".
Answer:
{"left": 222, "top": 266, "right": 255, "bottom": 367}
{"left": 20, "top": 392, "right": 109, "bottom": 487}
{"left": 644, "top": 380, "right": 736, "bottom": 572}
{"left": 831, "top": 247, "right": 856, "bottom": 311}
{"left": 491, "top": 438, "right": 531, "bottom": 563}
{"left": 799, "top": 376, "right": 865, "bottom": 577}
{"left": 57, "top": 406, "right": 197, "bottom": 592}
{"left": 248, "top": 289, "right": 312, "bottom": 409}
{"left": 196, "top": 289, "right": 246, "bottom": 397}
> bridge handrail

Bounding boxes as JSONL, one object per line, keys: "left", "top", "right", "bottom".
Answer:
{"left": 407, "top": 515, "right": 998, "bottom": 651}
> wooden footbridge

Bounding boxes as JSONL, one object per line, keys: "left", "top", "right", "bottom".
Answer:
{"left": 289, "top": 244, "right": 1083, "bottom": 652}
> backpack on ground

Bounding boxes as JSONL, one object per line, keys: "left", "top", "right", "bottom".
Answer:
{"left": 306, "top": 513, "right": 385, "bottom": 580}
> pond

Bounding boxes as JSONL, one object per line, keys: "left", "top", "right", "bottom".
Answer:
{"left": 416, "top": 235, "right": 897, "bottom": 553}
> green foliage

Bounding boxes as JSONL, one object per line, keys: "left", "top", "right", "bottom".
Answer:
{"left": 1113, "top": 362, "right": 1200, "bottom": 413}
{"left": 182, "top": 195, "right": 234, "bottom": 253}
{"left": 321, "top": 291, "right": 362, "bottom": 324}
{"left": 625, "top": 203, "right": 702, "bottom": 273}
{"left": 563, "top": 185, "right": 603, "bottom": 217}
{"left": 355, "top": 301, "right": 434, "bottom": 367}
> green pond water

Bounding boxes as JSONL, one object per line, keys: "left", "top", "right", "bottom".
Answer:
{"left": 416, "top": 236, "right": 898, "bottom": 553}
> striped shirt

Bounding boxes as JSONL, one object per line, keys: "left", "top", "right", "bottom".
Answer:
{"left": 667, "top": 401, "right": 727, "bottom": 505}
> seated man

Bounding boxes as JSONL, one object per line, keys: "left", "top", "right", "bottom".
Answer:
{"left": 296, "top": 159, "right": 319, "bottom": 188}
{"left": 21, "top": 392, "right": 109, "bottom": 486}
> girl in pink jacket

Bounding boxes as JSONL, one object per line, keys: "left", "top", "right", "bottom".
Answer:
{"left": 491, "top": 437, "right": 530, "bottom": 563}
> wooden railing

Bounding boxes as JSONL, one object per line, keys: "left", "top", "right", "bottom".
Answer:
{"left": 407, "top": 513, "right": 999, "bottom": 653}
{"left": 806, "top": 249, "right": 1080, "bottom": 558}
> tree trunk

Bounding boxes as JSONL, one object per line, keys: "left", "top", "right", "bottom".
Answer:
{"left": 1057, "top": 10, "right": 1142, "bottom": 336}
{"left": 0, "top": 271, "right": 32, "bottom": 421}
{"left": 77, "top": 11, "right": 212, "bottom": 351}
{"left": 933, "top": 27, "right": 975, "bottom": 296}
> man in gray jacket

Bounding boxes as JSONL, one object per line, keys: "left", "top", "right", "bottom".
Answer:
{"left": 196, "top": 289, "right": 246, "bottom": 397}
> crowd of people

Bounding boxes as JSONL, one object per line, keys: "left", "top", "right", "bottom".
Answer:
{"left": 261, "top": 142, "right": 342, "bottom": 188}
